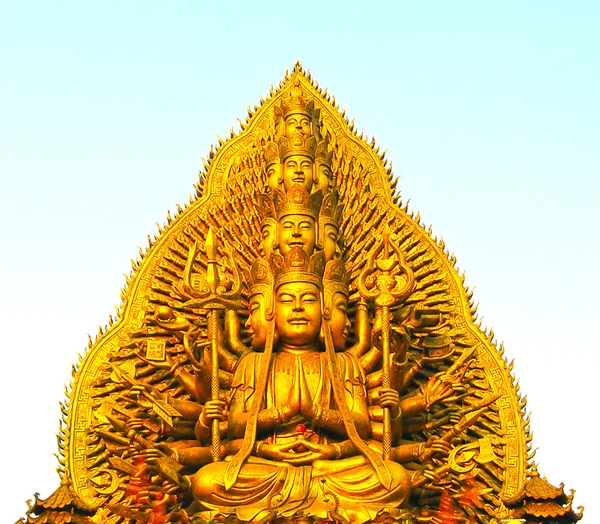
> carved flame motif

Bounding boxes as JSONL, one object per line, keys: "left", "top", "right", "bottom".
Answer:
{"left": 26, "top": 64, "right": 582, "bottom": 524}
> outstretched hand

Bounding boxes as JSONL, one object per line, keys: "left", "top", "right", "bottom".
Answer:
{"left": 422, "top": 371, "right": 467, "bottom": 409}
{"left": 419, "top": 436, "right": 452, "bottom": 461}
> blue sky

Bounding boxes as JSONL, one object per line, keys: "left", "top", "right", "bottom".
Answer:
{"left": 1, "top": 1, "right": 597, "bottom": 521}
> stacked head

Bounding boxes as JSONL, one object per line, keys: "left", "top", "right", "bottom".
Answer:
{"left": 249, "top": 86, "right": 351, "bottom": 350}
{"left": 265, "top": 83, "right": 333, "bottom": 195}
{"left": 270, "top": 247, "right": 326, "bottom": 347}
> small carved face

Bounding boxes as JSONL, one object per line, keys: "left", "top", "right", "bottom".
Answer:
{"left": 266, "top": 162, "right": 281, "bottom": 191}
{"left": 275, "top": 282, "right": 322, "bottom": 346}
{"left": 282, "top": 155, "right": 314, "bottom": 192}
{"left": 245, "top": 293, "right": 269, "bottom": 349}
{"left": 260, "top": 220, "right": 277, "bottom": 259}
{"left": 329, "top": 291, "right": 350, "bottom": 350}
{"left": 322, "top": 223, "right": 339, "bottom": 261}
{"left": 316, "top": 164, "right": 332, "bottom": 193}
{"left": 278, "top": 215, "right": 316, "bottom": 256}
{"left": 285, "top": 113, "right": 311, "bottom": 138}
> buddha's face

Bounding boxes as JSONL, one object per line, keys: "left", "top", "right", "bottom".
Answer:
{"left": 329, "top": 291, "right": 350, "bottom": 350}
{"left": 282, "top": 155, "right": 314, "bottom": 192}
{"left": 260, "top": 220, "right": 277, "bottom": 259}
{"left": 275, "top": 282, "right": 322, "bottom": 346}
{"left": 322, "top": 222, "right": 339, "bottom": 261}
{"left": 285, "top": 113, "right": 311, "bottom": 138}
{"left": 278, "top": 214, "right": 316, "bottom": 256}
{"left": 316, "top": 164, "right": 332, "bottom": 193}
{"left": 245, "top": 292, "right": 269, "bottom": 349}
{"left": 266, "top": 162, "right": 280, "bottom": 191}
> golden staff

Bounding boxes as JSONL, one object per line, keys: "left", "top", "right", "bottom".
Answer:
{"left": 357, "top": 225, "right": 414, "bottom": 459}
{"left": 180, "top": 228, "right": 242, "bottom": 461}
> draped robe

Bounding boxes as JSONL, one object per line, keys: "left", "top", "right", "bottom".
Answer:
{"left": 191, "top": 349, "right": 411, "bottom": 522}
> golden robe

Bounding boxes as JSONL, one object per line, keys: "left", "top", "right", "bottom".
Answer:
{"left": 191, "top": 350, "right": 410, "bottom": 522}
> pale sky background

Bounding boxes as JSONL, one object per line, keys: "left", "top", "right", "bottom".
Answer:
{"left": 1, "top": 1, "right": 598, "bottom": 521}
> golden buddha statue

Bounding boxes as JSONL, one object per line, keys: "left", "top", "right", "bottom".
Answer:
{"left": 28, "top": 66, "right": 574, "bottom": 524}
{"left": 191, "top": 249, "right": 411, "bottom": 522}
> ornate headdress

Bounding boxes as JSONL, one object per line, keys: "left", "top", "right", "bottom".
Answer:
{"left": 323, "top": 258, "right": 349, "bottom": 295}
{"left": 247, "top": 257, "right": 275, "bottom": 317}
{"left": 263, "top": 140, "right": 280, "bottom": 167}
{"left": 270, "top": 246, "right": 325, "bottom": 288}
{"left": 257, "top": 191, "right": 276, "bottom": 222}
{"left": 272, "top": 184, "right": 323, "bottom": 220}
{"left": 322, "top": 258, "right": 349, "bottom": 320}
{"left": 319, "top": 191, "right": 343, "bottom": 227}
{"left": 315, "top": 136, "right": 334, "bottom": 169}
{"left": 278, "top": 132, "right": 317, "bottom": 161}
{"left": 274, "top": 82, "right": 314, "bottom": 120}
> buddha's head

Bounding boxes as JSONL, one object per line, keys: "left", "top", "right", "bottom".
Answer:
{"left": 265, "top": 160, "right": 281, "bottom": 191}
{"left": 322, "top": 258, "right": 350, "bottom": 350}
{"left": 278, "top": 127, "right": 317, "bottom": 192}
{"left": 274, "top": 281, "right": 322, "bottom": 347}
{"left": 318, "top": 192, "right": 343, "bottom": 261}
{"left": 328, "top": 291, "right": 350, "bottom": 350}
{"left": 278, "top": 213, "right": 316, "bottom": 256}
{"left": 315, "top": 138, "right": 334, "bottom": 193}
{"left": 282, "top": 154, "right": 315, "bottom": 192}
{"left": 263, "top": 141, "right": 282, "bottom": 191}
{"left": 272, "top": 184, "right": 322, "bottom": 256}
{"left": 321, "top": 222, "right": 339, "bottom": 261}
{"left": 284, "top": 111, "right": 312, "bottom": 139}
{"left": 271, "top": 247, "right": 325, "bottom": 348}
{"left": 274, "top": 83, "right": 315, "bottom": 141}
{"left": 245, "top": 258, "right": 274, "bottom": 349}
{"left": 315, "top": 162, "right": 333, "bottom": 193}
{"left": 260, "top": 218, "right": 277, "bottom": 259}
{"left": 245, "top": 290, "right": 271, "bottom": 349}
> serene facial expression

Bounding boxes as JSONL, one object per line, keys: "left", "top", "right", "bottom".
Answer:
{"left": 322, "top": 223, "right": 339, "bottom": 261}
{"left": 278, "top": 215, "right": 316, "bottom": 255}
{"left": 260, "top": 220, "right": 276, "bottom": 259}
{"left": 274, "top": 282, "right": 322, "bottom": 346}
{"left": 316, "top": 164, "right": 332, "bottom": 193}
{"left": 285, "top": 113, "right": 311, "bottom": 138}
{"left": 245, "top": 293, "right": 269, "bottom": 349}
{"left": 329, "top": 292, "right": 350, "bottom": 351}
{"left": 266, "top": 162, "right": 281, "bottom": 191}
{"left": 282, "top": 155, "right": 314, "bottom": 192}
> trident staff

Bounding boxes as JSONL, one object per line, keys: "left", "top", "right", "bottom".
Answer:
{"left": 179, "top": 227, "right": 242, "bottom": 461}
{"left": 357, "top": 225, "right": 414, "bottom": 459}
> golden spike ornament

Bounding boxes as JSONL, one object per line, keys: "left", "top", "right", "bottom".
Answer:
{"left": 20, "top": 65, "right": 582, "bottom": 524}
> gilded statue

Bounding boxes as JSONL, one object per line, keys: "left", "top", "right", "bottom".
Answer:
{"left": 20, "top": 64, "right": 583, "bottom": 524}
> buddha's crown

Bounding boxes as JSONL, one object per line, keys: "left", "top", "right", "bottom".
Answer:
{"left": 274, "top": 82, "right": 315, "bottom": 120}
{"left": 247, "top": 257, "right": 274, "bottom": 318}
{"left": 278, "top": 132, "right": 317, "bottom": 161}
{"left": 319, "top": 191, "right": 343, "bottom": 226}
{"left": 270, "top": 246, "right": 325, "bottom": 288}
{"left": 323, "top": 258, "right": 349, "bottom": 294}
{"left": 272, "top": 184, "right": 322, "bottom": 220}
{"left": 257, "top": 191, "right": 276, "bottom": 221}
{"left": 248, "top": 257, "right": 274, "bottom": 291}
{"left": 263, "top": 140, "right": 280, "bottom": 167}
{"left": 315, "top": 137, "right": 334, "bottom": 168}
